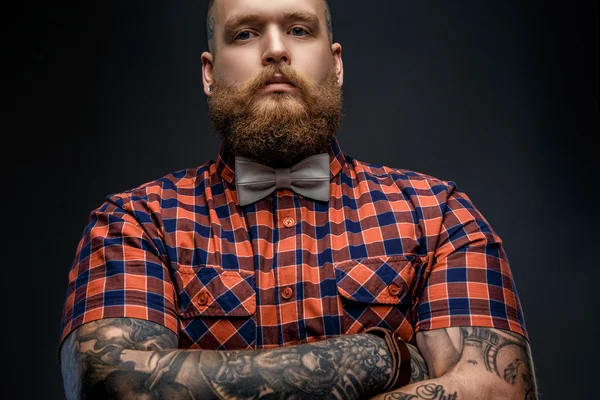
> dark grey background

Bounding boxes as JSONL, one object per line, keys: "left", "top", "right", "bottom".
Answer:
{"left": 9, "top": 1, "right": 597, "bottom": 399}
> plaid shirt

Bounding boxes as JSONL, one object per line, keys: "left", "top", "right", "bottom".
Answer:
{"left": 60, "top": 139, "right": 528, "bottom": 351}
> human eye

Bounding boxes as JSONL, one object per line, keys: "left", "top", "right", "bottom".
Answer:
{"left": 288, "top": 26, "right": 310, "bottom": 37}
{"left": 234, "top": 30, "right": 257, "bottom": 41}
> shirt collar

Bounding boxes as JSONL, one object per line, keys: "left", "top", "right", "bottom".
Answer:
{"left": 216, "top": 137, "right": 346, "bottom": 186}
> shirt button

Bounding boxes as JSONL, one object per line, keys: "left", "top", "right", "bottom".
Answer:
{"left": 281, "top": 287, "right": 294, "bottom": 300}
{"left": 197, "top": 291, "right": 209, "bottom": 306}
{"left": 283, "top": 217, "right": 295, "bottom": 227}
{"left": 388, "top": 283, "right": 401, "bottom": 296}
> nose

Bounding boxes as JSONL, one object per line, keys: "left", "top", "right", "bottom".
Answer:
{"left": 262, "top": 28, "right": 291, "bottom": 66}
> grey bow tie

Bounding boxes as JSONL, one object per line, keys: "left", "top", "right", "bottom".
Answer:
{"left": 235, "top": 153, "right": 330, "bottom": 206}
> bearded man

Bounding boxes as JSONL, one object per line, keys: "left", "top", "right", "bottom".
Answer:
{"left": 59, "top": 1, "right": 538, "bottom": 399}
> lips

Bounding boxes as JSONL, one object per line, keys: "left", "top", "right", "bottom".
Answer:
{"left": 266, "top": 75, "right": 295, "bottom": 86}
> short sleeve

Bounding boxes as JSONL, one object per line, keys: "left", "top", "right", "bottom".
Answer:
{"left": 58, "top": 195, "right": 178, "bottom": 352}
{"left": 415, "top": 182, "right": 529, "bottom": 341}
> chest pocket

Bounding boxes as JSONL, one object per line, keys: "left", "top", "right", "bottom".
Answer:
{"left": 172, "top": 264, "right": 256, "bottom": 350}
{"left": 335, "top": 255, "right": 427, "bottom": 337}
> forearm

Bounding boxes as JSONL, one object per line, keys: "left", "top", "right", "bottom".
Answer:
{"left": 372, "top": 327, "right": 538, "bottom": 400}
{"left": 77, "top": 333, "right": 395, "bottom": 399}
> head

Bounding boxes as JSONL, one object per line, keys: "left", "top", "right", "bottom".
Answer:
{"left": 202, "top": 0, "right": 344, "bottom": 168}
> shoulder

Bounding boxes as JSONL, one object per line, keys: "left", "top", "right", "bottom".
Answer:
{"left": 103, "top": 161, "right": 215, "bottom": 209}
{"left": 346, "top": 155, "right": 459, "bottom": 196}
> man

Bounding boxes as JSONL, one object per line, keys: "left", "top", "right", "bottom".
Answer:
{"left": 59, "top": 0, "right": 538, "bottom": 398}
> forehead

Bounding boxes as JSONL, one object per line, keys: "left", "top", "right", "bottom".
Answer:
{"left": 213, "top": 0, "right": 325, "bottom": 22}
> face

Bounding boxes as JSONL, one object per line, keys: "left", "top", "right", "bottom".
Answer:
{"left": 202, "top": 0, "right": 345, "bottom": 167}
{"left": 203, "top": 0, "right": 343, "bottom": 92}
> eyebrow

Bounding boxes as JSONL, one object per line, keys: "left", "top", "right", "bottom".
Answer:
{"left": 223, "top": 11, "right": 321, "bottom": 37}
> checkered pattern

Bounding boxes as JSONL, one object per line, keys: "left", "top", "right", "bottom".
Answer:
{"left": 60, "top": 138, "right": 529, "bottom": 351}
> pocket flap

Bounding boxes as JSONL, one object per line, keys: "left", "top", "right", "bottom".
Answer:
{"left": 175, "top": 265, "right": 256, "bottom": 318}
{"left": 335, "top": 255, "right": 426, "bottom": 305}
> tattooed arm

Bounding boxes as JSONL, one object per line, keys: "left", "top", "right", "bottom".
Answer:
{"left": 371, "top": 327, "right": 538, "bottom": 400}
{"left": 61, "top": 317, "right": 430, "bottom": 399}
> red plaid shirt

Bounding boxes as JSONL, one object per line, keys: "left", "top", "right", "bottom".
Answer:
{"left": 60, "top": 139, "right": 528, "bottom": 351}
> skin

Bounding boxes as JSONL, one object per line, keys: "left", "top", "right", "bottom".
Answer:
{"left": 373, "top": 327, "right": 539, "bottom": 400}
{"left": 201, "top": 0, "right": 343, "bottom": 98}
{"left": 60, "top": 317, "right": 430, "bottom": 399}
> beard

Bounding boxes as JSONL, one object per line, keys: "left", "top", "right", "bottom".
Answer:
{"left": 208, "top": 64, "right": 343, "bottom": 168}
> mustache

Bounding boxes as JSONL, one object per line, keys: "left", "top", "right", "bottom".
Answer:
{"left": 239, "top": 64, "right": 315, "bottom": 94}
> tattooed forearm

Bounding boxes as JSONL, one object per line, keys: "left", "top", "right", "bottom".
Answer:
{"left": 373, "top": 327, "right": 538, "bottom": 400}
{"left": 198, "top": 334, "right": 392, "bottom": 399}
{"left": 60, "top": 318, "right": 395, "bottom": 400}
{"left": 407, "top": 327, "right": 538, "bottom": 400}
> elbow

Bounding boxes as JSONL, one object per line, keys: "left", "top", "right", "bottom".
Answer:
{"left": 62, "top": 356, "right": 123, "bottom": 400}
{"left": 79, "top": 364, "right": 113, "bottom": 399}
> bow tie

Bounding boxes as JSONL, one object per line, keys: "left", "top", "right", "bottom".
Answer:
{"left": 234, "top": 153, "right": 331, "bottom": 206}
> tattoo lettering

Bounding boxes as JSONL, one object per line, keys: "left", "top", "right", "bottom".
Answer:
{"left": 415, "top": 384, "right": 458, "bottom": 400}
{"left": 384, "top": 384, "right": 458, "bottom": 400}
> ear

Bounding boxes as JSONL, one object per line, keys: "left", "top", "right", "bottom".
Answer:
{"left": 201, "top": 51, "right": 215, "bottom": 96}
{"left": 331, "top": 43, "right": 344, "bottom": 86}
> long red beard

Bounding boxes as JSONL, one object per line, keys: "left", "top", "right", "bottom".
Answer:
{"left": 208, "top": 64, "right": 343, "bottom": 168}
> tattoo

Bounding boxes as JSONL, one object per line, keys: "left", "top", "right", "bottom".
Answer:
{"left": 207, "top": 14, "right": 215, "bottom": 40}
{"left": 459, "top": 327, "right": 537, "bottom": 399}
{"left": 504, "top": 359, "right": 525, "bottom": 384}
{"left": 385, "top": 393, "right": 418, "bottom": 400}
{"left": 407, "top": 343, "right": 430, "bottom": 383}
{"left": 417, "top": 327, "right": 538, "bottom": 400}
{"left": 60, "top": 318, "right": 181, "bottom": 399}
{"left": 198, "top": 334, "right": 392, "bottom": 399}
{"left": 461, "top": 328, "right": 521, "bottom": 380}
{"left": 325, "top": 5, "right": 333, "bottom": 41}
{"left": 60, "top": 318, "right": 395, "bottom": 400}
{"left": 384, "top": 384, "right": 458, "bottom": 400}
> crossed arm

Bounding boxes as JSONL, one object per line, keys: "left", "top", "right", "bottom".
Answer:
{"left": 60, "top": 317, "right": 427, "bottom": 399}
{"left": 373, "top": 327, "right": 538, "bottom": 400}
{"left": 60, "top": 318, "right": 537, "bottom": 399}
